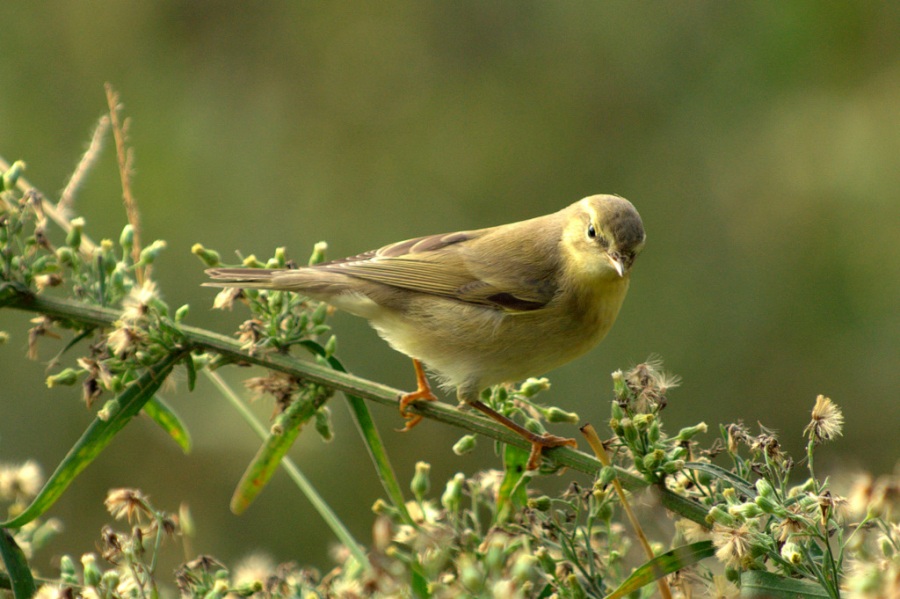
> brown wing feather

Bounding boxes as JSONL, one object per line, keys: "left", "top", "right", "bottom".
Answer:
{"left": 314, "top": 225, "right": 559, "bottom": 311}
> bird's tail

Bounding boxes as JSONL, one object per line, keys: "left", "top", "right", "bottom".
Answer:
{"left": 204, "top": 268, "right": 284, "bottom": 289}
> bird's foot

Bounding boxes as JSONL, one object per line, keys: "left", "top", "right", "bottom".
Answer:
{"left": 525, "top": 434, "right": 578, "bottom": 471}
{"left": 468, "top": 399, "right": 577, "bottom": 469}
{"left": 398, "top": 358, "right": 438, "bottom": 432}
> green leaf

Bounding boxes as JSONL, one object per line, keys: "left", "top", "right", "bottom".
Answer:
{"left": 143, "top": 395, "right": 192, "bottom": 453}
{"left": 496, "top": 444, "right": 531, "bottom": 524}
{"left": 230, "top": 387, "right": 321, "bottom": 514}
{"left": 0, "top": 350, "right": 186, "bottom": 528}
{"left": 604, "top": 541, "right": 715, "bottom": 599}
{"left": 299, "top": 340, "right": 414, "bottom": 525}
{"left": 0, "top": 529, "right": 35, "bottom": 598}
{"left": 184, "top": 352, "right": 197, "bottom": 391}
{"left": 740, "top": 570, "right": 831, "bottom": 598}
{"left": 684, "top": 461, "right": 757, "bottom": 498}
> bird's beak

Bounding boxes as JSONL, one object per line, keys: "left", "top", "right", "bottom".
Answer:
{"left": 608, "top": 253, "right": 626, "bottom": 277}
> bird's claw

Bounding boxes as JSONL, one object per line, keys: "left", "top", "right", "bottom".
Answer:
{"left": 526, "top": 434, "right": 578, "bottom": 470}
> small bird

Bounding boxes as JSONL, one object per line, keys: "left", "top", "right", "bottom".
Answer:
{"left": 206, "top": 194, "right": 645, "bottom": 468}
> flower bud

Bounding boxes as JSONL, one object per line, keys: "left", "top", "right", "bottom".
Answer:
{"left": 610, "top": 401, "right": 624, "bottom": 420}
{"left": 648, "top": 420, "right": 661, "bottom": 444}
{"left": 97, "top": 399, "right": 119, "bottom": 422}
{"left": 706, "top": 506, "right": 736, "bottom": 527}
{"left": 528, "top": 495, "right": 552, "bottom": 511}
{"left": 2, "top": 160, "right": 26, "bottom": 190}
{"left": 452, "top": 434, "right": 477, "bottom": 456}
{"left": 518, "top": 377, "right": 550, "bottom": 397}
{"left": 642, "top": 449, "right": 665, "bottom": 471}
{"left": 755, "top": 478, "right": 775, "bottom": 499}
{"left": 241, "top": 254, "right": 264, "bottom": 268}
{"left": 441, "top": 473, "right": 465, "bottom": 512}
{"left": 753, "top": 494, "right": 779, "bottom": 514}
{"left": 46, "top": 368, "right": 80, "bottom": 388}
{"left": 674, "top": 422, "right": 708, "bottom": 442}
{"left": 56, "top": 246, "right": 77, "bottom": 267}
{"left": 59, "top": 555, "right": 78, "bottom": 586}
{"left": 621, "top": 418, "right": 639, "bottom": 446}
{"left": 314, "top": 407, "right": 333, "bottom": 442}
{"left": 611, "top": 369, "right": 628, "bottom": 402}
{"left": 138, "top": 240, "right": 167, "bottom": 266}
{"left": 311, "top": 303, "right": 329, "bottom": 326}
{"left": 728, "top": 502, "right": 764, "bottom": 519}
{"left": 273, "top": 247, "right": 287, "bottom": 267}
{"left": 780, "top": 542, "right": 802, "bottom": 565}
{"left": 81, "top": 553, "right": 101, "bottom": 587}
{"left": 598, "top": 466, "right": 617, "bottom": 487}
{"left": 544, "top": 406, "right": 579, "bottom": 424}
{"left": 119, "top": 224, "right": 134, "bottom": 253}
{"left": 512, "top": 553, "right": 539, "bottom": 582}
{"left": 308, "top": 241, "right": 328, "bottom": 266}
{"left": 662, "top": 459, "right": 685, "bottom": 474}
{"left": 66, "top": 218, "right": 85, "bottom": 251}
{"left": 411, "top": 461, "right": 431, "bottom": 503}
{"left": 324, "top": 335, "right": 337, "bottom": 357}
{"left": 101, "top": 570, "right": 120, "bottom": 590}
{"left": 191, "top": 243, "right": 220, "bottom": 267}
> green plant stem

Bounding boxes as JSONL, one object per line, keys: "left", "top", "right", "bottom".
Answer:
{"left": 0, "top": 285, "right": 709, "bottom": 526}
{"left": 203, "top": 369, "right": 371, "bottom": 571}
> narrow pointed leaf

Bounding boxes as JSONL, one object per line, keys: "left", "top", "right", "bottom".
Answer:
{"left": 300, "top": 340, "right": 413, "bottom": 525}
{"left": 230, "top": 387, "right": 324, "bottom": 514}
{"left": 684, "top": 461, "right": 756, "bottom": 498}
{"left": 0, "top": 529, "right": 35, "bottom": 598}
{"left": 184, "top": 353, "right": 197, "bottom": 391}
{"left": 740, "top": 570, "right": 830, "bottom": 598}
{"left": 143, "top": 395, "right": 192, "bottom": 453}
{"left": 604, "top": 541, "right": 715, "bottom": 599}
{"left": 0, "top": 350, "right": 186, "bottom": 528}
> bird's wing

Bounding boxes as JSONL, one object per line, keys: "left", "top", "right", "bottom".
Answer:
{"left": 315, "top": 229, "right": 558, "bottom": 312}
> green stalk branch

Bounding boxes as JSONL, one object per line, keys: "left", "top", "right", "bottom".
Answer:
{"left": 0, "top": 284, "right": 708, "bottom": 526}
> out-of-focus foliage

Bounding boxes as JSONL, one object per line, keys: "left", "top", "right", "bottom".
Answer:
{"left": 0, "top": 2, "right": 897, "bottom": 572}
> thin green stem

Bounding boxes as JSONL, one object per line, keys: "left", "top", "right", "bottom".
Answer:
{"left": 0, "top": 286, "right": 710, "bottom": 526}
{"left": 204, "top": 369, "right": 371, "bottom": 571}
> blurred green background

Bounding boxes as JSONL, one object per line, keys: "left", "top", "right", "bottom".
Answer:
{"left": 1, "top": 1, "right": 898, "bottom": 577}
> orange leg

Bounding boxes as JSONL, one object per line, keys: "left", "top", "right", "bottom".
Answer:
{"left": 469, "top": 399, "right": 577, "bottom": 470}
{"left": 398, "top": 359, "right": 439, "bottom": 431}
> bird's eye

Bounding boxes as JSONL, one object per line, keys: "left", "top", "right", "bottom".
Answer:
{"left": 587, "top": 224, "right": 597, "bottom": 239}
